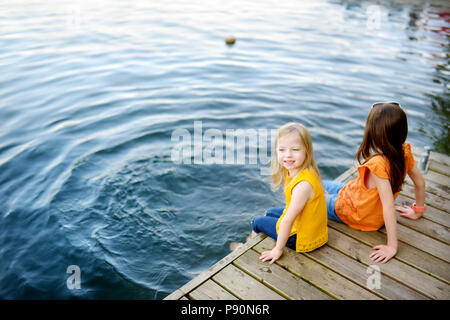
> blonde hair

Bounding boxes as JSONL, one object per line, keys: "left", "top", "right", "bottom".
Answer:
{"left": 270, "top": 122, "right": 321, "bottom": 191}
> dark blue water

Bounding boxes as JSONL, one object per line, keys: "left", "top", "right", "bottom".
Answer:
{"left": 0, "top": 0, "right": 448, "bottom": 299}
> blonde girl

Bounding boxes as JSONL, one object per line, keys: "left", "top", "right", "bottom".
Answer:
{"left": 231, "top": 122, "right": 328, "bottom": 264}
{"left": 324, "top": 102, "right": 426, "bottom": 264}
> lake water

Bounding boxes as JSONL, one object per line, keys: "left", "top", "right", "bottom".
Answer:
{"left": 0, "top": 0, "right": 448, "bottom": 299}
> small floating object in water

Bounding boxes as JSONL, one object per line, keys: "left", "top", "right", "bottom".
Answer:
{"left": 225, "top": 36, "right": 236, "bottom": 46}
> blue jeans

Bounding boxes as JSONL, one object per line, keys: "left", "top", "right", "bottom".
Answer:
{"left": 251, "top": 207, "right": 297, "bottom": 250}
{"left": 323, "top": 180, "right": 344, "bottom": 223}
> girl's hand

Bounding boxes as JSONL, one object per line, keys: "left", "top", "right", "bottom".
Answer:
{"left": 369, "top": 245, "right": 397, "bottom": 264}
{"left": 259, "top": 247, "right": 283, "bottom": 264}
{"left": 395, "top": 205, "right": 422, "bottom": 220}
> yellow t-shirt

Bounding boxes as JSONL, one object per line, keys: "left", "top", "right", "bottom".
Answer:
{"left": 276, "top": 168, "right": 328, "bottom": 252}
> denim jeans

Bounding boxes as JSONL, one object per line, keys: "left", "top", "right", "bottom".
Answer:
{"left": 251, "top": 207, "right": 297, "bottom": 250}
{"left": 323, "top": 180, "right": 345, "bottom": 223}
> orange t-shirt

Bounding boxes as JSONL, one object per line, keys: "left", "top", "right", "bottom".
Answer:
{"left": 335, "top": 143, "right": 415, "bottom": 231}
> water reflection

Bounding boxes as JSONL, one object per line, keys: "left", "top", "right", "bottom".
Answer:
{"left": 407, "top": 1, "right": 449, "bottom": 155}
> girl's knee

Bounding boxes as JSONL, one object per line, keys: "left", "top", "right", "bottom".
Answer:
{"left": 323, "top": 180, "right": 345, "bottom": 194}
{"left": 251, "top": 216, "right": 278, "bottom": 239}
{"left": 265, "top": 207, "right": 284, "bottom": 218}
{"left": 251, "top": 217, "right": 262, "bottom": 233}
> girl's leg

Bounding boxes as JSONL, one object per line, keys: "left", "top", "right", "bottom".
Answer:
{"left": 326, "top": 193, "right": 344, "bottom": 223}
{"left": 265, "top": 207, "right": 284, "bottom": 218}
{"left": 323, "top": 180, "right": 345, "bottom": 195}
{"left": 246, "top": 208, "right": 283, "bottom": 240}
{"left": 322, "top": 180, "right": 345, "bottom": 223}
{"left": 251, "top": 216, "right": 279, "bottom": 239}
{"left": 251, "top": 216, "right": 296, "bottom": 250}
{"left": 231, "top": 208, "right": 285, "bottom": 251}
{"left": 285, "top": 235, "right": 296, "bottom": 250}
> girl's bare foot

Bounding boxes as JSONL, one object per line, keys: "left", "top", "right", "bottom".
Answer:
{"left": 231, "top": 232, "right": 259, "bottom": 251}
{"left": 229, "top": 242, "right": 243, "bottom": 251}
{"left": 247, "top": 231, "right": 258, "bottom": 241}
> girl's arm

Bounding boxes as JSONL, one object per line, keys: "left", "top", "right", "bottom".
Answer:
{"left": 259, "top": 181, "right": 313, "bottom": 264}
{"left": 369, "top": 172, "right": 397, "bottom": 264}
{"left": 395, "top": 165, "right": 426, "bottom": 220}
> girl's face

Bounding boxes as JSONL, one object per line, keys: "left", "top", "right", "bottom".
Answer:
{"left": 277, "top": 131, "right": 306, "bottom": 176}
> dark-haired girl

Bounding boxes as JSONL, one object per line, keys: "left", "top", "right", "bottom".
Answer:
{"left": 324, "top": 102, "right": 426, "bottom": 264}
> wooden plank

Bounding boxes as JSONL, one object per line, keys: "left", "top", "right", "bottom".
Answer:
{"left": 401, "top": 184, "right": 449, "bottom": 213}
{"left": 430, "top": 150, "right": 450, "bottom": 166}
{"left": 411, "top": 145, "right": 423, "bottom": 159}
{"left": 411, "top": 146, "right": 450, "bottom": 167}
{"left": 253, "top": 237, "right": 381, "bottom": 300}
{"left": 396, "top": 213, "right": 450, "bottom": 245}
{"left": 306, "top": 245, "right": 428, "bottom": 300}
{"left": 396, "top": 194, "right": 450, "bottom": 228}
{"left": 394, "top": 196, "right": 450, "bottom": 244}
{"left": 212, "top": 264, "right": 285, "bottom": 300}
{"left": 378, "top": 224, "right": 450, "bottom": 263}
{"left": 402, "top": 146, "right": 449, "bottom": 199}
{"left": 165, "top": 289, "right": 185, "bottom": 300}
{"left": 429, "top": 160, "right": 450, "bottom": 177}
{"left": 405, "top": 174, "right": 449, "bottom": 201}
{"left": 188, "top": 279, "right": 238, "bottom": 300}
{"left": 163, "top": 233, "right": 267, "bottom": 300}
{"left": 424, "top": 167, "right": 450, "bottom": 186}
{"left": 412, "top": 146, "right": 450, "bottom": 173}
{"left": 335, "top": 166, "right": 357, "bottom": 183}
{"left": 341, "top": 169, "right": 358, "bottom": 183}
{"left": 233, "top": 249, "right": 333, "bottom": 300}
{"left": 328, "top": 220, "right": 450, "bottom": 283}
{"left": 180, "top": 296, "right": 189, "bottom": 300}
{"left": 326, "top": 227, "right": 450, "bottom": 299}
{"left": 424, "top": 170, "right": 450, "bottom": 190}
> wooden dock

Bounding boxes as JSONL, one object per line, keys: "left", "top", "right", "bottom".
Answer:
{"left": 165, "top": 146, "right": 450, "bottom": 300}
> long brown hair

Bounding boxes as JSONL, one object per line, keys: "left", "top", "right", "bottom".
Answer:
{"left": 270, "top": 122, "right": 321, "bottom": 191}
{"left": 356, "top": 102, "right": 408, "bottom": 194}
